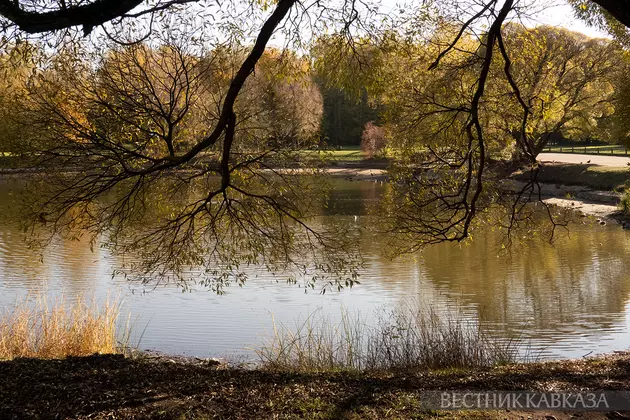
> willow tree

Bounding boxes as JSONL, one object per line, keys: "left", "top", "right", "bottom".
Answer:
{"left": 493, "top": 24, "right": 623, "bottom": 158}
{"left": 2, "top": 0, "right": 630, "bottom": 287}
{"left": 0, "top": 0, "right": 362, "bottom": 292}
{"left": 356, "top": 8, "right": 627, "bottom": 251}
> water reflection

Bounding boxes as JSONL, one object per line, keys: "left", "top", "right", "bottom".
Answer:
{"left": 1, "top": 177, "right": 630, "bottom": 359}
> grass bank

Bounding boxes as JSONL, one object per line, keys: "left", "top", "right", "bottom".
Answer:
{"left": 297, "top": 149, "right": 390, "bottom": 169}
{"left": 2, "top": 351, "right": 630, "bottom": 418}
{"left": 511, "top": 163, "right": 630, "bottom": 192}
{"left": 301, "top": 148, "right": 366, "bottom": 162}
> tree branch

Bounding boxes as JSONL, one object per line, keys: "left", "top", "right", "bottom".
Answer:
{"left": 590, "top": 0, "right": 630, "bottom": 28}
{"left": 0, "top": 0, "right": 198, "bottom": 35}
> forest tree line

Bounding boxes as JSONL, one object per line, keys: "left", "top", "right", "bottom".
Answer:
{"left": 2, "top": 22, "right": 629, "bottom": 161}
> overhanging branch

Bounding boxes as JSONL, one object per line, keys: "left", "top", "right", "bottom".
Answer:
{"left": 590, "top": 0, "right": 630, "bottom": 28}
{"left": 0, "top": 0, "right": 197, "bottom": 35}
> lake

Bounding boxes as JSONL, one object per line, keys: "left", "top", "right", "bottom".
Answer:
{"left": 1, "top": 177, "right": 630, "bottom": 361}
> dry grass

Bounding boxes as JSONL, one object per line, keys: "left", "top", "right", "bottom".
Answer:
{"left": 257, "top": 309, "right": 365, "bottom": 372}
{"left": 256, "top": 305, "right": 524, "bottom": 372}
{"left": 0, "top": 294, "right": 130, "bottom": 360}
{"left": 365, "top": 307, "right": 523, "bottom": 370}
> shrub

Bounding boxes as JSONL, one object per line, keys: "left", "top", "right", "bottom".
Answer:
{"left": 360, "top": 122, "right": 387, "bottom": 159}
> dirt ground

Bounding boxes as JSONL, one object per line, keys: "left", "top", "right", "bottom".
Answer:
{"left": 3, "top": 352, "right": 630, "bottom": 419}
{"left": 538, "top": 153, "right": 630, "bottom": 167}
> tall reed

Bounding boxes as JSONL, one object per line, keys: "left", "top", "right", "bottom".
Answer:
{"left": 0, "top": 293, "right": 130, "bottom": 359}
{"left": 256, "top": 304, "right": 525, "bottom": 372}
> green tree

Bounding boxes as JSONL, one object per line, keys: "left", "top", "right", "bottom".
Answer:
{"left": 311, "top": 34, "right": 387, "bottom": 147}
{"left": 601, "top": 52, "right": 630, "bottom": 146}
{"left": 23, "top": 38, "right": 351, "bottom": 291}
{"left": 492, "top": 24, "right": 623, "bottom": 157}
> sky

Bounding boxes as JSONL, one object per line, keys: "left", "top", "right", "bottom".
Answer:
{"left": 374, "top": 0, "right": 612, "bottom": 39}
{"left": 527, "top": 0, "right": 610, "bottom": 38}
{"left": 112, "top": 0, "right": 613, "bottom": 49}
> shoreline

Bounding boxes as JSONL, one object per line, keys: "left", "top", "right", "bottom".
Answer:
{"left": 3, "top": 162, "right": 625, "bottom": 222}
{"left": 3, "top": 350, "right": 630, "bottom": 418}
{"left": 326, "top": 165, "right": 628, "bottom": 224}
{"left": 504, "top": 179, "right": 624, "bottom": 222}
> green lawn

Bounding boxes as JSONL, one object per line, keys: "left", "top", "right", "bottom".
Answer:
{"left": 543, "top": 144, "right": 629, "bottom": 156}
{"left": 320, "top": 149, "right": 365, "bottom": 160}
{"left": 298, "top": 147, "right": 368, "bottom": 162}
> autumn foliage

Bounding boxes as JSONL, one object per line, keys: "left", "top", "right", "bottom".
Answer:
{"left": 360, "top": 122, "right": 387, "bottom": 158}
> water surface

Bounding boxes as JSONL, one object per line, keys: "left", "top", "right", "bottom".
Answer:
{"left": 1, "top": 178, "right": 629, "bottom": 360}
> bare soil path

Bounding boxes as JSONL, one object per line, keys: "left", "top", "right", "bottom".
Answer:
{"left": 539, "top": 153, "right": 630, "bottom": 167}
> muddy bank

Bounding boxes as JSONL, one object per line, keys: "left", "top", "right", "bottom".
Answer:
{"left": 511, "top": 162, "right": 630, "bottom": 191}
{"left": 334, "top": 165, "right": 627, "bottom": 223}
{"left": 326, "top": 166, "right": 625, "bottom": 222}
{"left": 504, "top": 179, "right": 624, "bottom": 222}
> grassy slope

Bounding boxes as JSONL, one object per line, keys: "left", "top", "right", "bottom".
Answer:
{"left": 2, "top": 352, "right": 630, "bottom": 419}
{"left": 512, "top": 163, "right": 630, "bottom": 192}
